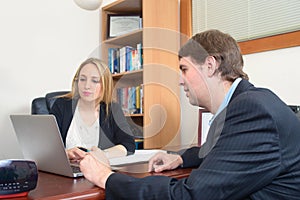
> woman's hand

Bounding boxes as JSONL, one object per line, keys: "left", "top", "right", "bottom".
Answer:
{"left": 103, "top": 144, "right": 127, "bottom": 159}
{"left": 66, "top": 147, "right": 88, "bottom": 163}
{"left": 89, "top": 146, "right": 110, "bottom": 167}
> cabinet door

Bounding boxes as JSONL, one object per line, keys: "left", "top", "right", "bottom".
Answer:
{"left": 142, "top": 0, "right": 181, "bottom": 149}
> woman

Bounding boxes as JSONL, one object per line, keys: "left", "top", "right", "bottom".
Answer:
{"left": 50, "top": 58, "right": 135, "bottom": 161}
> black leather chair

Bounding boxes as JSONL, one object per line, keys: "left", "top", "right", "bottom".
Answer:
{"left": 289, "top": 105, "right": 300, "bottom": 121}
{"left": 31, "top": 91, "right": 69, "bottom": 114}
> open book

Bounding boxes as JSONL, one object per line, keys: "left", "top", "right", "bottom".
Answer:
{"left": 109, "top": 149, "right": 166, "bottom": 167}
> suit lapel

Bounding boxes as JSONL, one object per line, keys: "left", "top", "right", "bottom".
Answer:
{"left": 199, "top": 108, "right": 227, "bottom": 158}
{"left": 199, "top": 79, "right": 254, "bottom": 158}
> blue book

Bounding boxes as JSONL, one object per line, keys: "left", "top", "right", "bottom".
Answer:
{"left": 125, "top": 46, "right": 134, "bottom": 71}
{"left": 113, "top": 48, "right": 120, "bottom": 73}
{"left": 137, "top": 43, "right": 143, "bottom": 69}
{"left": 128, "top": 87, "right": 136, "bottom": 114}
{"left": 108, "top": 48, "right": 114, "bottom": 73}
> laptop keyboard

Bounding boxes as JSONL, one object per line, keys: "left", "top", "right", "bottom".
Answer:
{"left": 71, "top": 165, "right": 81, "bottom": 173}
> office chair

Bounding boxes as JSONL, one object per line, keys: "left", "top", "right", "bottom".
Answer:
{"left": 31, "top": 91, "right": 69, "bottom": 114}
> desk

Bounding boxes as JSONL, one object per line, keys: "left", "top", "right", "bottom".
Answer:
{"left": 12, "top": 163, "right": 193, "bottom": 200}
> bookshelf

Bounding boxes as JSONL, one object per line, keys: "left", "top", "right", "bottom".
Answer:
{"left": 102, "top": 0, "right": 180, "bottom": 149}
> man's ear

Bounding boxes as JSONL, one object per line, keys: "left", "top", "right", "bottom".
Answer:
{"left": 205, "top": 56, "right": 218, "bottom": 77}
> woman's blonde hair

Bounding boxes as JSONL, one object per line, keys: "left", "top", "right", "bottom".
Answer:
{"left": 61, "top": 57, "right": 113, "bottom": 115}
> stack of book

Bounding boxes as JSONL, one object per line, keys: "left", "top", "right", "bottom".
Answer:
{"left": 108, "top": 43, "right": 143, "bottom": 74}
{"left": 116, "top": 85, "right": 143, "bottom": 115}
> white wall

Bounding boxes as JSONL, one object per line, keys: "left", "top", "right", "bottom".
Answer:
{"left": 0, "top": 0, "right": 100, "bottom": 159}
{"left": 102, "top": 0, "right": 116, "bottom": 7}
{"left": 244, "top": 46, "right": 300, "bottom": 105}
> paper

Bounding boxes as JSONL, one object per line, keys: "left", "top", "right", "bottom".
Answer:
{"left": 109, "top": 149, "right": 166, "bottom": 166}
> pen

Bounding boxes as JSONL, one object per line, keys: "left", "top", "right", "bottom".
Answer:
{"left": 78, "top": 147, "right": 90, "bottom": 152}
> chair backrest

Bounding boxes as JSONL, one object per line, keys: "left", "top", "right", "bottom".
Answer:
{"left": 31, "top": 91, "right": 69, "bottom": 114}
{"left": 289, "top": 105, "right": 300, "bottom": 121}
{"left": 45, "top": 91, "right": 69, "bottom": 111}
{"left": 31, "top": 97, "right": 48, "bottom": 114}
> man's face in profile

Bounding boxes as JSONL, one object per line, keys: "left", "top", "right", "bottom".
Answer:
{"left": 179, "top": 56, "right": 209, "bottom": 108}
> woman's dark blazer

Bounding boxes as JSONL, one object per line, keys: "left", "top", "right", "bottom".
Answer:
{"left": 104, "top": 79, "right": 300, "bottom": 199}
{"left": 50, "top": 98, "right": 135, "bottom": 155}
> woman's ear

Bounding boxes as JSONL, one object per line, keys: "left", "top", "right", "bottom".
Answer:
{"left": 205, "top": 56, "right": 218, "bottom": 77}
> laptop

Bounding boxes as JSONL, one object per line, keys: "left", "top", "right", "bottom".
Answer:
{"left": 10, "top": 114, "right": 83, "bottom": 177}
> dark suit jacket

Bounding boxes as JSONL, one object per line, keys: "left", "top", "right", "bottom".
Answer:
{"left": 50, "top": 98, "right": 136, "bottom": 155}
{"left": 105, "top": 79, "right": 300, "bottom": 199}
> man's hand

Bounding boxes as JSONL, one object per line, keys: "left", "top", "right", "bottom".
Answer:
{"left": 148, "top": 152, "right": 183, "bottom": 172}
{"left": 79, "top": 146, "right": 114, "bottom": 189}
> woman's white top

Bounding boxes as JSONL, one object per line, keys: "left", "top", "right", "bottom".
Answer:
{"left": 66, "top": 105, "right": 99, "bottom": 149}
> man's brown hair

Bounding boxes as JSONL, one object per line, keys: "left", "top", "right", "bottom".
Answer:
{"left": 179, "top": 29, "right": 248, "bottom": 81}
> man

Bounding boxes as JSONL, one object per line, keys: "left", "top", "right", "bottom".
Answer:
{"left": 79, "top": 29, "right": 300, "bottom": 199}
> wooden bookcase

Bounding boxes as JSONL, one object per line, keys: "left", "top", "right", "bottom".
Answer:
{"left": 102, "top": 0, "right": 181, "bottom": 149}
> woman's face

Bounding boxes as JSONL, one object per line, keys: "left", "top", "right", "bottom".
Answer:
{"left": 77, "top": 63, "right": 102, "bottom": 103}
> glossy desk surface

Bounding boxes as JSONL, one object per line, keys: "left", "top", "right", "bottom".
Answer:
{"left": 11, "top": 163, "right": 193, "bottom": 200}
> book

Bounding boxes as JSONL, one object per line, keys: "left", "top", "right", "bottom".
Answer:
{"left": 137, "top": 43, "right": 143, "bottom": 69}
{"left": 119, "top": 46, "right": 126, "bottom": 73}
{"left": 109, "top": 149, "right": 166, "bottom": 166}
{"left": 128, "top": 87, "right": 136, "bottom": 114}
{"left": 111, "top": 44, "right": 142, "bottom": 73}
{"left": 116, "top": 85, "right": 144, "bottom": 115}
{"left": 135, "top": 85, "right": 140, "bottom": 113}
{"left": 108, "top": 48, "right": 114, "bottom": 73}
{"left": 113, "top": 48, "right": 120, "bottom": 73}
{"left": 140, "top": 84, "right": 144, "bottom": 114}
{"left": 108, "top": 48, "right": 120, "bottom": 73}
{"left": 125, "top": 46, "right": 135, "bottom": 71}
